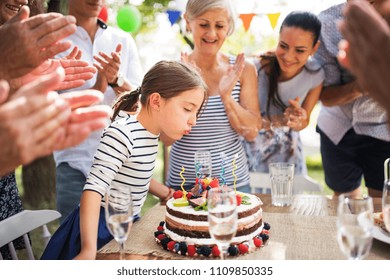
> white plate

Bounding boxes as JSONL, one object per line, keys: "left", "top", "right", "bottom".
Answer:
{"left": 372, "top": 225, "right": 390, "bottom": 244}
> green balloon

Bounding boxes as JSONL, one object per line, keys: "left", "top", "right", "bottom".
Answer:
{"left": 117, "top": 5, "right": 142, "bottom": 33}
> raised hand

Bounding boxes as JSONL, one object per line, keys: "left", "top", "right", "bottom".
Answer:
{"left": 219, "top": 53, "right": 245, "bottom": 100}
{"left": 11, "top": 59, "right": 97, "bottom": 92}
{"left": 338, "top": 0, "right": 390, "bottom": 112}
{"left": 0, "top": 68, "right": 69, "bottom": 175}
{"left": 53, "top": 90, "right": 111, "bottom": 150}
{"left": 93, "top": 43, "right": 122, "bottom": 84}
{"left": 65, "top": 46, "right": 83, "bottom": 60}
{"left": 57, "top": 59, "right": 97, "bottom": 91}
{"left": 0, "top": 6, "right": 76, "bottom": 80}
{"left": 0, "top": 68, "right": 111, "bottom": 176}
{"left": 284, "top": 97, "right": 307, "bottom": 131}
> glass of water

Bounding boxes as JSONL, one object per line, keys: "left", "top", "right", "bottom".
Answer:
{"left": 195, "top": 150, "right": 212, "bottom": 178}
{"left": 383, "top": 158, "right": 390, "bottom": 232}
{"left": 208, "top": 187, "right": 237, "bottom": 260}
{"left": 105, "top": 186, "right": 133, "bottom": 260}
{"left": 269, "top": 162, "right": 295, "bottom": 206}
{"left": 383, "top": 180, "right": 390, "bottom": 232}
{"left": 336, "top": 194, "right": 374, "bottom": 260}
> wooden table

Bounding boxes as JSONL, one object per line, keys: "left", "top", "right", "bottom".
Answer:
{"left": 96, "top": 194, "right": 389, "bottom": 260}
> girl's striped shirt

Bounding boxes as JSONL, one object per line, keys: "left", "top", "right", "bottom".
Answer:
{"left": 84, "top": 114, "right": 159, "bottom": 216}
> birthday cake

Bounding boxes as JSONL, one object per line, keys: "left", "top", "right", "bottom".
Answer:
{"left": 154, "top": 178, "right": 270, "bottom": 257}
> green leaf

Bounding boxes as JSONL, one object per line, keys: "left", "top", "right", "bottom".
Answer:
{"left": 194, "top": 202, "right": 207, "bottom": 211}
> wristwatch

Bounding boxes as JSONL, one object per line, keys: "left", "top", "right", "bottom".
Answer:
{"left": 108, "top": 72, "right": 125, "bottom": 88}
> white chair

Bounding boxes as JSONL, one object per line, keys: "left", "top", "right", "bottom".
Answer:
{"left": 0, "top": 209, "right": 61, "bottom": 260}
{"left": 249, "top": 172, "right": 323, "bottom": 194}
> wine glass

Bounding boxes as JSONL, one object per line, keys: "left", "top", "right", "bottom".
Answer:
{"left": 195, "top": 150, "right": 212, "bottom": 178}
{"left": 105, "top": 186, "right": 133, "bottom": 260}
{"left": 383, "top": 181, "right": 390, "bottom": 232}
{"left": 336, "top": 194, "right": 374, "bottom": 260}
{"left": 383, "top": 158, "right": 390, "bottom": 232}
{"left": 207, "top": 187, "right": 238, "bottom": 260}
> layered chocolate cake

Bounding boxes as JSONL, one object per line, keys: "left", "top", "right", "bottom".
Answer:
{"left": 164, "top": 193, "right": 263, "bottom": 245}
{"left": 154, "top": 179, "right": 270, "bottom": 257}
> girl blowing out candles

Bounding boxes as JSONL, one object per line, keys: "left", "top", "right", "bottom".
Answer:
{"left": 41, "top": 60, "right": 207, "bottom": 260}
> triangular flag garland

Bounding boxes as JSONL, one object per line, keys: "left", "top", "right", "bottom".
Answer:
{"left": 166, "top": 10, "right": 181, "bottom": 26}
{"left": 163, "top": 10, "right": 281, "bottom": 31}
{"left": 98, "top": 5, "right": 108, "bottom": 23}
{"left": 239, "top": 13, "right": 256, "bottom": 32}
{"left": 266, "top": 12, "right": 281, "bottom": 30}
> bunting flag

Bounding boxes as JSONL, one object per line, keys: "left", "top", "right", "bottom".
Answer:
{"left": 167, "top": 10, "right": 181, "bottom": 26}
{"left": 98, "top": 5, "right": 108, "bottom": 23}
{"left": 267, "top": 12, "right": 281, "bottom": 30}
{"left": 239, "top": 13, "right": 256, "bottom": 32}
{"left": 163, "top": 10, "right": 281, "bottom": 31}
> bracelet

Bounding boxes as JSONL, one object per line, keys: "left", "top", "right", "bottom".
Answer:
{"left": 108, "top": 82, "right": 118, "bottom": 88}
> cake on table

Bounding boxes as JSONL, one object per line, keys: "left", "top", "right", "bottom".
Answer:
{"left": 154, "top": 177, "right": 271, "bottom": 257}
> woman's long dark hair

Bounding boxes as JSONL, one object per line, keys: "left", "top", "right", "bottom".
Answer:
{"left": 261, "top": 11, "right": 322, "bottom": 116}
{"left": 111, "top": 60, "right": 207, "bottom": 121}
{"left": 28, "top": 0, "right": 45, "bottom": 16}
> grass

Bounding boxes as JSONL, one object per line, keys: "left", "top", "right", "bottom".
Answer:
{"left": 12, "top": 143, "right": 330, "bottom": 259}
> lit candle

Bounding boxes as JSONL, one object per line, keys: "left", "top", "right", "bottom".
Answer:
{"left": 232, "top": 154, "right": 238, "bottom": 193}
{"left": 179, "top": 166, "right": 187, "bottom": 198}
{"left": 220, "top": 157, "right": 226, "bottom": 186}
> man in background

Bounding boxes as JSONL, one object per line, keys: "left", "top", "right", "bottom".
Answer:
{"left": 54, "top": 0, "right": 143, "bottom": 222}
{"left": 314, "top": 0, "right": 390, "bottom": 198}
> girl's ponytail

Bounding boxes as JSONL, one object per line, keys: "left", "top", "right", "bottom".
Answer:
{"left": 111, "top": 60, "right": 207, "bottom": 121}
{"left": 111, "top": 88, "right": 140, "bottom": 121}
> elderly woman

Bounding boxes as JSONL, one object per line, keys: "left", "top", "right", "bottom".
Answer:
{"left": 161, "top": 0, "right": 261, "bottom": 193}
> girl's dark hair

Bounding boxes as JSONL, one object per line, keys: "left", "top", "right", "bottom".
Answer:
{"left": 112, "top": 60, "right": 207, "bottom": 121}
{"left": 261, "top": 11, "right": 321, "bottom": 116}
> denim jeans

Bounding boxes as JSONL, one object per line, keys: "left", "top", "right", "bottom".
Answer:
{"left": 237, "top": 184, "right": 251, "bottom": 194}
{"left": 56, "top": 163, "right": 86, "bottom": 223}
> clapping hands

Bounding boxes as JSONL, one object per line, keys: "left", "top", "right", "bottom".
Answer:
{"left": 94, "top": 43, "right": 122, "bottom": 85}
{"left": 10, "top": 47, "right": 97, "bottom": 92}
{"left": 219, "top": 53, "right": 245, "bottom": 100}
{"left": 284, "top": 97, "right": 307, "bottom": 131}
{"left": 0, "top": 65, "right": 111, "bottom": 176}
{"left": 0, "top": 6, "right": 77, "bottom": 80}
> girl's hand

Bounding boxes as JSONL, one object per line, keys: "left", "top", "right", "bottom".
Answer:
{"left": 219, "top": 53, "right": 245, "bottom": 100}
{"left": 284, "top": 97, "right": 307, "bottom": 131}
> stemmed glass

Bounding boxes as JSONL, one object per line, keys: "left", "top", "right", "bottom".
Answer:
{"left": 383, "top": 181, "right": 390, "bottom": 232}
{"left": 336, "top": 194, "right": 374, "bottom": 260}
{"left": 105, "top": 186, "right": 133, "bottom": 260}
{"left": 207, "top": 187, "right": 238, "bottom": 260}
{"left": 383, "top": 158, "right": 390, "bottom": 232}
{"left": 195, "top": 150, "right": 212, "bottom": 178}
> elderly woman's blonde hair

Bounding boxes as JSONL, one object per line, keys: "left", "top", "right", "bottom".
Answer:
{"left": 184, "top": 0, "right": 236, "bottom": 36}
